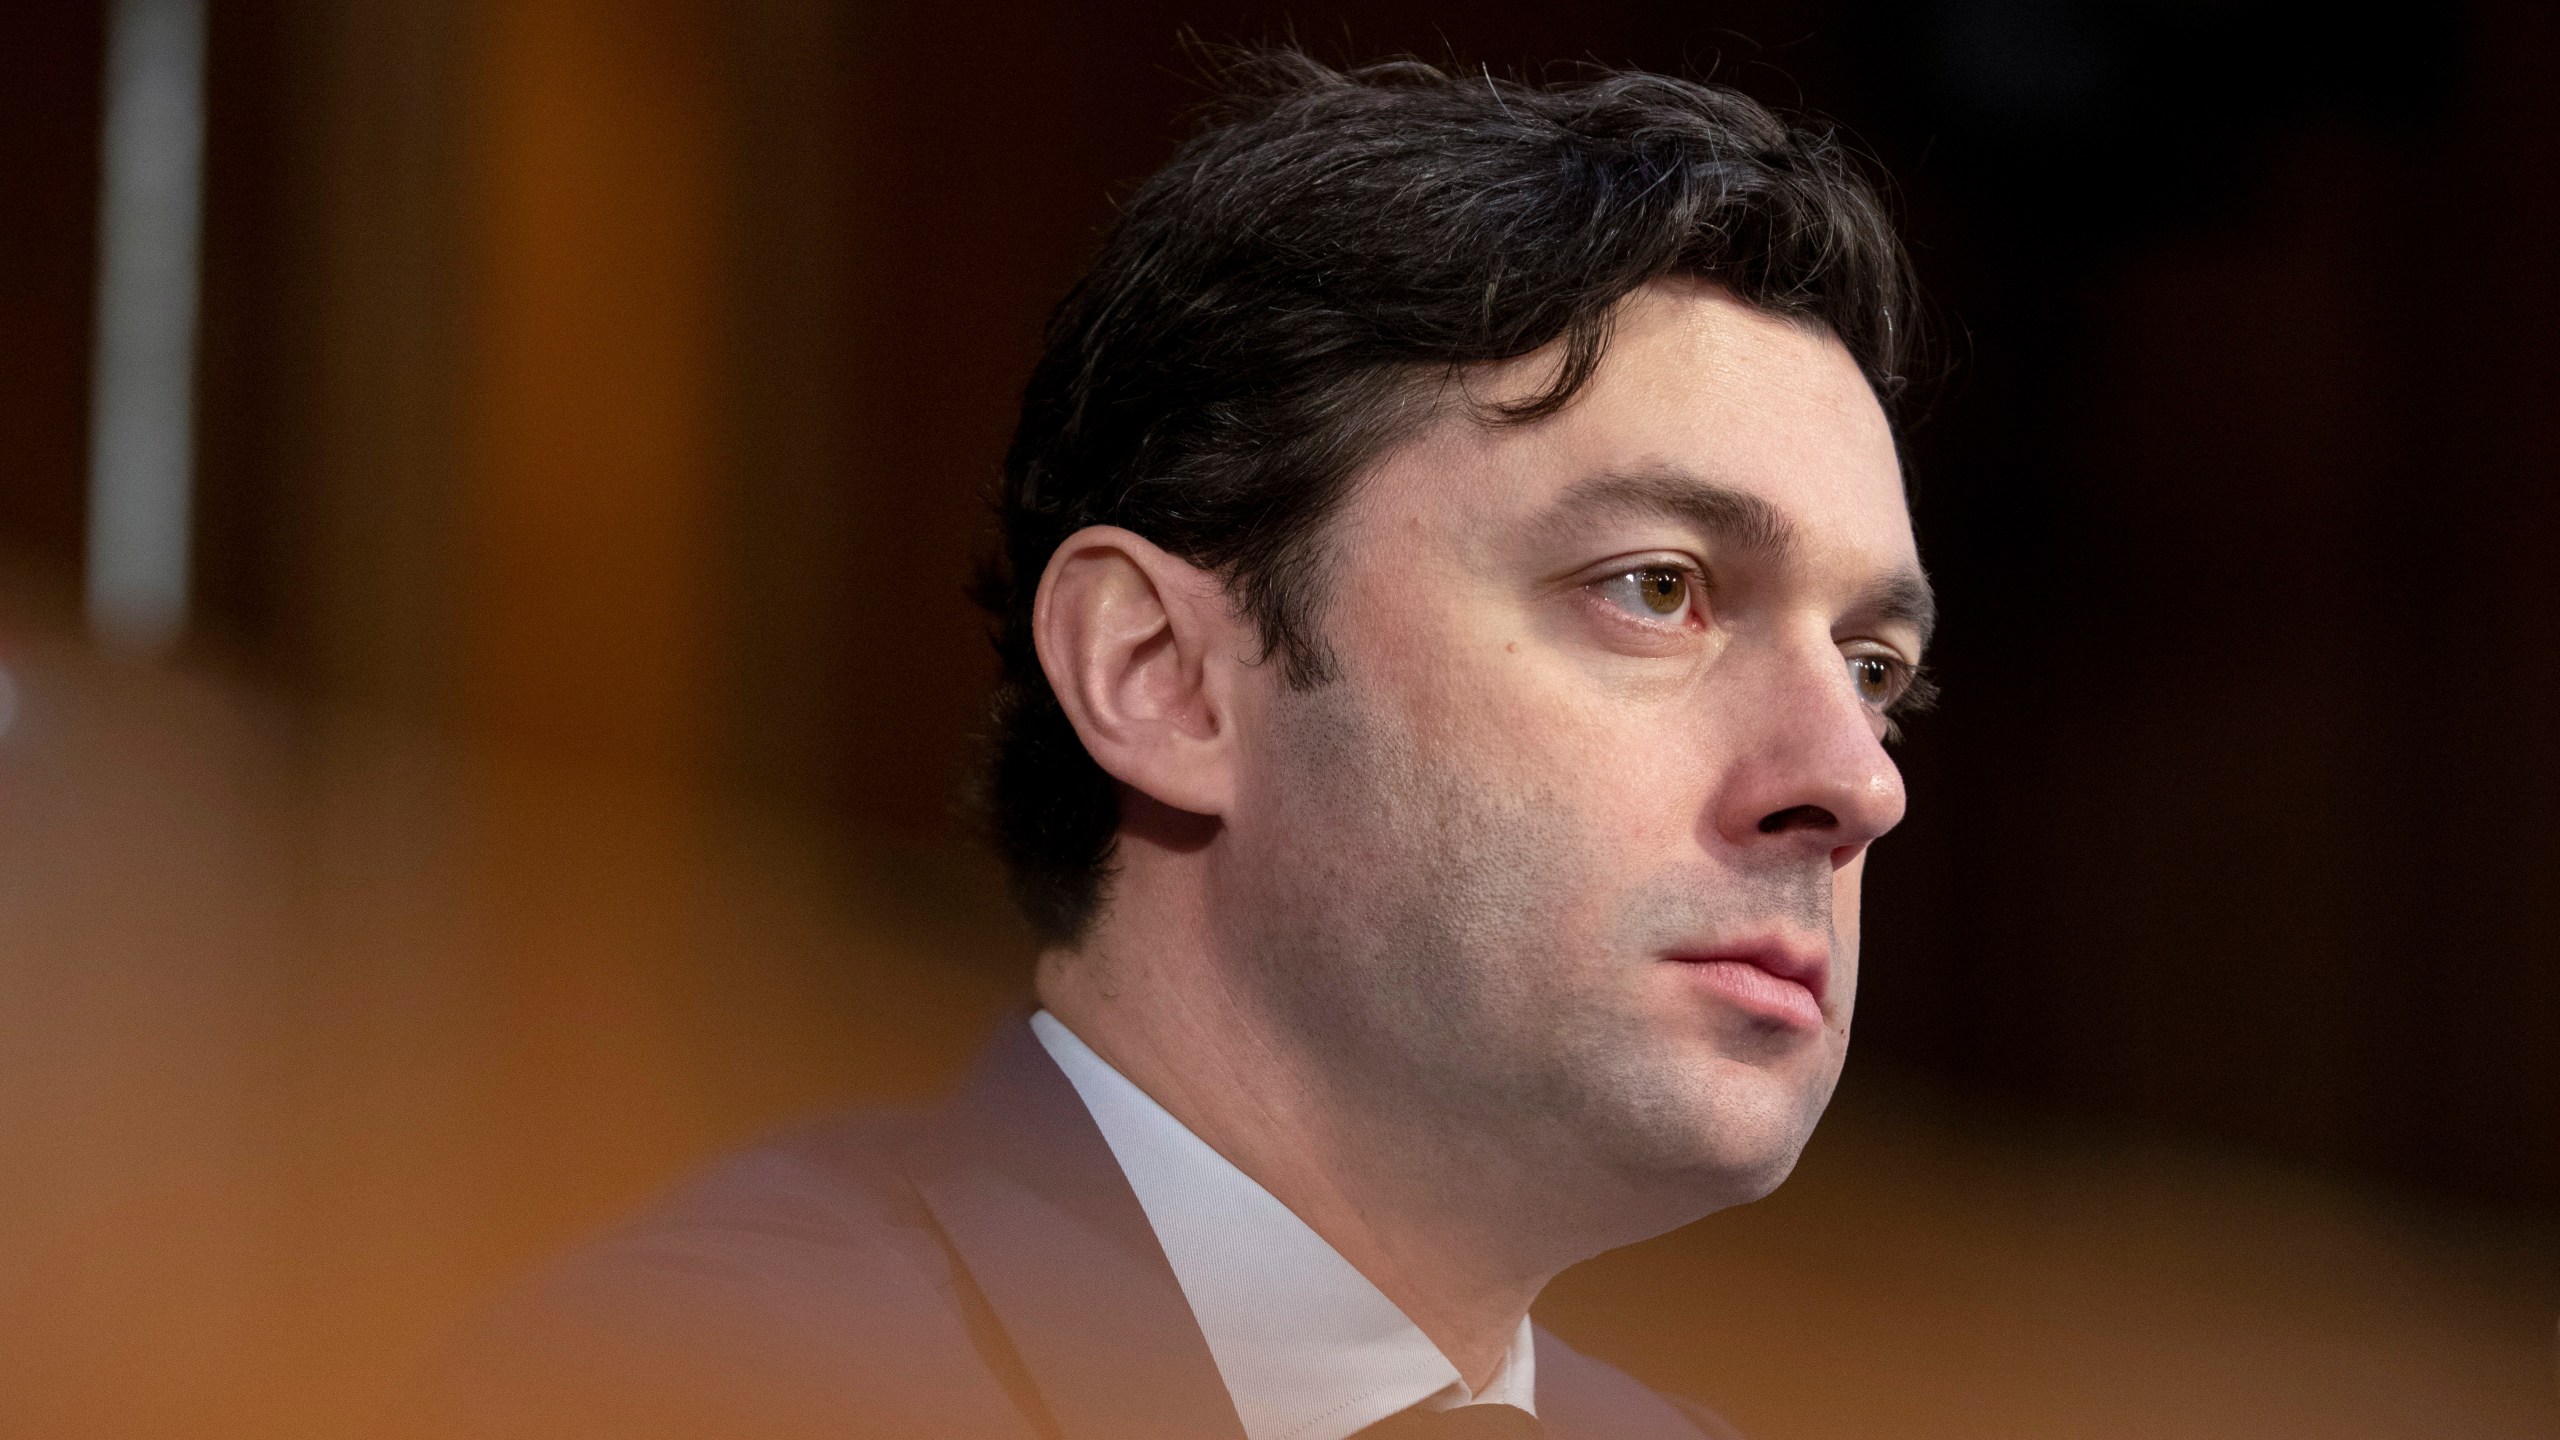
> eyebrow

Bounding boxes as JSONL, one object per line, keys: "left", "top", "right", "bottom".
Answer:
{"left": 1857, "top": 569, "right": 1938, "bottom": 652}
{"left": 1544, "top": 464, "right": 1938, "bottom": 651}
{"left": 1546, "top": 467, "right": 1800, "bottom": 563}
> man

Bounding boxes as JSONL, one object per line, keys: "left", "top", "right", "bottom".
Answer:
{"left": 422, "top": 51, "right": 1930, "bottom": 1440}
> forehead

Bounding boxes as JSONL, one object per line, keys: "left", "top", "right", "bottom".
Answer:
{"left": 1351, "top": 279, "right": 1913, "bottom": 573}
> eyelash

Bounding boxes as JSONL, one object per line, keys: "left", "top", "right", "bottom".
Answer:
{"left": 1585, "top": 562, "right": 1709, "bottom": 630}
{"left": 1857, "top": 655, "right": 1938, "bottom": 744}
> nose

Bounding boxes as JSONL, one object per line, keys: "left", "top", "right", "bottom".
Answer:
{"left": 1709, "top": 644, "right": 1908, "bottom": 869}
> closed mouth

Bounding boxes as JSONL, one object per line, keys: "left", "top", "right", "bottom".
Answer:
{"left": 1664, "top": 939, "right": 1829, "bottom": 1027}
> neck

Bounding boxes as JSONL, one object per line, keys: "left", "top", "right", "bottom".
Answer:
{"left": 1038, "top": 857, "right": 1573, "bottom": 1390}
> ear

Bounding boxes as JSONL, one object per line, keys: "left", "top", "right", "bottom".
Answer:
{"left": 1032, "top": 526, "right": 1248, "bottom": 818}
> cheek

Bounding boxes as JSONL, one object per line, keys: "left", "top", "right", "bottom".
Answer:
{"left": 1340, "top": 600, "right": 1717, "bottom": 903}
{"left": 1431, "top": 637, "right": 1706, "bottom": 783}
{"left": 1429, "top": 684, "right": 1691, "bottom": 883}
{"left": 1829, "top": 852, "right": 1866, "bottom": 1006}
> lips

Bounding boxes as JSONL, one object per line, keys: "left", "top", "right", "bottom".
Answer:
{"left": 1667, "top": 940, "right": 1829, "bottom": 1029}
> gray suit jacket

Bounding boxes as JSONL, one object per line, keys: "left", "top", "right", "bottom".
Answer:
{"left": 414, "top": 1018, "right": 1739, "bottom": 1439}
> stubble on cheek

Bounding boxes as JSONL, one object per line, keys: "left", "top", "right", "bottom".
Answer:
{"left": 1233, "top": 679, "right": 1589, "bottom": 1112}
{"left": 1229, "top": 669, "right": 1851, "bottom": 1196}
{"left": 1232, "top": 674, "right": 1730, "bottom": 1181}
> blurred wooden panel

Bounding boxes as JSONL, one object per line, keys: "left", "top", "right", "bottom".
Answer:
{"left": 0, "top": 2, "right": 104, "bottom": 591}
{"left": 192, "top": 0, "right": 474, "bottom": 710}
{"left": 445, "top": 0, "right": 733, "bottom": 1288}
{"left": 462, "top": 0, "right": 721, "bottom": 776}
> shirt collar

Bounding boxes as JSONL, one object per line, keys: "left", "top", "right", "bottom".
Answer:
{"left": 1031, "top": 1011, "right": 1536, "bottom": 1440}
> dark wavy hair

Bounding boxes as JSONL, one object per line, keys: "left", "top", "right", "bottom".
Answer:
{"left": 976, "top": 50, "right": 1918, "bottom": 943}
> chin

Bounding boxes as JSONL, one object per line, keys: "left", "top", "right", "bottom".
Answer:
{"left": 1713, "top": 1137, "right": 1811, "bottom": 1206}
{"left": 1585, "top": 1128, "right": 1808, "bottom": 1240}
{"left": 1655, "top": 1053, "right": 1836, "bottom": 1206}
{"left": 1560, "top": 1049, "right": 1827, "bottom": 1220}
{"left": 1671, "top": 1109, "right": 1815, "bottom": 1205}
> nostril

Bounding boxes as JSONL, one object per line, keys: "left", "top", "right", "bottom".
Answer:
{"left": 1758, "top": 804, "right": 1838, "bottom": 834}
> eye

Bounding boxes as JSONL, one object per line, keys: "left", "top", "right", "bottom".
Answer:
{"left": 1846, "top": 651, "right": 1936, "bottom": 742}
{"left": 1592, "top": 566, "right": 1695, "bottom": 623}
{"left": 1848, "top": 654, "right": 1904, "bottom": 707}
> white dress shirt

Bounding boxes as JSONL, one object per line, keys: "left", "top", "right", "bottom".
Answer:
{"left": 1031, "top": 1010, "right": 1537, "bottom": 1440}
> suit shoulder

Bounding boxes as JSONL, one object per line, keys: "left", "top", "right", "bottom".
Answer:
{"left": 413, "top": 1109, "right": 1029, "bottom": 1439}
{"left": 647, "top": 1106, "right": 935, "bottom": 1244}
{"left": 540, "top": 1107, "right": 946, "bottom": 1299}
{"left": 1532, "top": 1326, "right": 1747, "bottom": 1440}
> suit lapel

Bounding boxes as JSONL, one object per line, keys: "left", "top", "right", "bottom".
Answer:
{"left": 904, "top": 1017, "right": 1246, "bottom": 1440}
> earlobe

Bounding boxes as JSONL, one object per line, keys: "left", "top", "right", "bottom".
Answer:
{"left": 1032, "top": 526, "right": 1241, "bottom": 819}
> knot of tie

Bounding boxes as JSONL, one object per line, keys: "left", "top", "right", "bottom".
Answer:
{"left": 1351, "top": 1402, "right": 1545, "bottom": 1440}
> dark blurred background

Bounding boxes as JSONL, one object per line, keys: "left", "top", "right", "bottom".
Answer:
{"left": 4, "top": 2, "right": 2555, "bottom": 1437}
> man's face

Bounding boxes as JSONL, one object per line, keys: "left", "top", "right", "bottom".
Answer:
{"left": 1211, "top": 279, "right": 1928, "bottom": 1224}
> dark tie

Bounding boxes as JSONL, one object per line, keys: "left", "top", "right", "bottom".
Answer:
{"left": 1351, "top": 1402, "right": 1544, "bottom": 1440}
